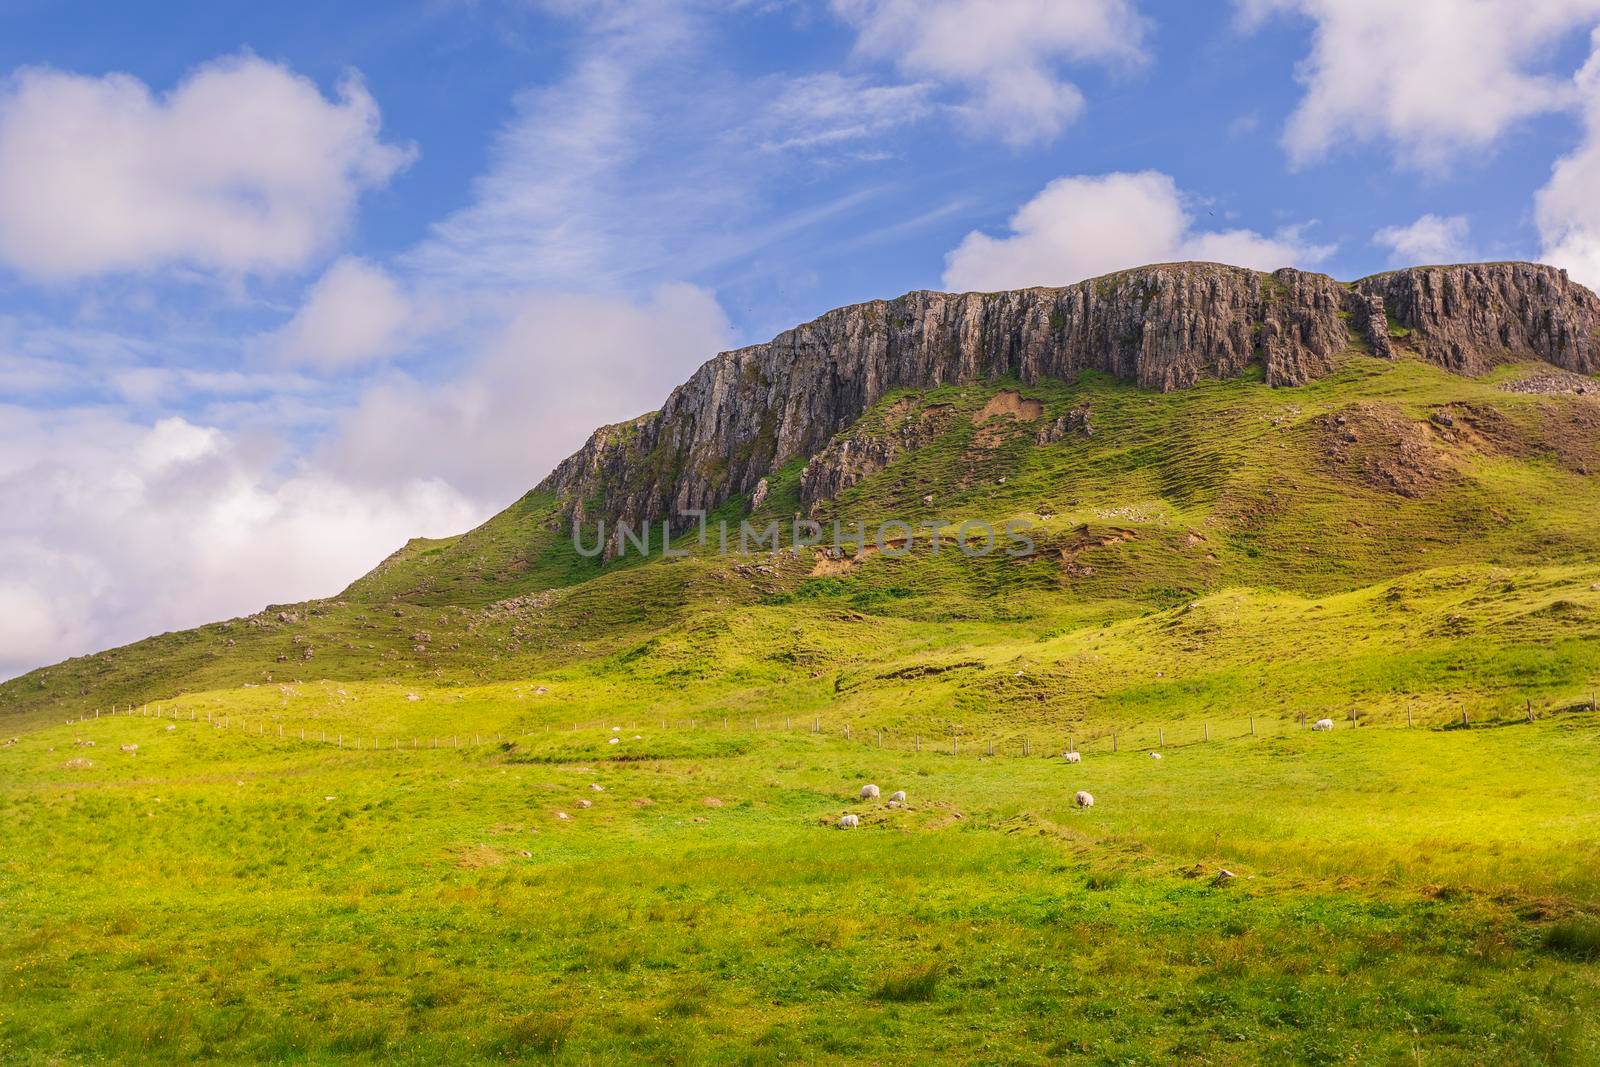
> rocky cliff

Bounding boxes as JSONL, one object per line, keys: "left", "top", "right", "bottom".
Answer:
{"left": 539, "top": 261, "right": 1600, "bottom": 539}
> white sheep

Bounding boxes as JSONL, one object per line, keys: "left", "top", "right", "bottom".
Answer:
{"left": 1149, "top": 752, "right": 1163, "bottom": 760}
{"left": 889, "top": 790, "right": 906, "bottom": 803}
{"left": 1064, "top": 751, "right": 1082, "bottom": 764}
{"left": 860, "top": 784, "right": 880, "bottom": 799}
{"left": 837, "top": 813, "right": 860, "bottom": 829}
{"left": 1074, "top": 790, "right": 1094, "bottom": 809}
{"left": 1312, "top": 718, "right": 1334, "bottom": 731}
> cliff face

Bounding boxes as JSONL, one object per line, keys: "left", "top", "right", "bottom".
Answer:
{"left": 539, "top": 261, "right": 1600, "bottom": 537}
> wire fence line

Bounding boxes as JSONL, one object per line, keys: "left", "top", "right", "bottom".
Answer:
{"left": 53, "top": 689, "right": 1600, "bottom": 762}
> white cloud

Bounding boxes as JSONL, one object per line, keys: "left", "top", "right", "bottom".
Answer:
{"left": 0, "top": 54, "right": 414, "bottom": 281}
{"left": 1373, "top": 214, "right": 1474, "bottom": 265}
{"left": 1538, "top": 29, "right": 1600, "bottom": 289}
{"left": 269, "top": 257, "right": 415, "bottom": 370}
{"left": 832, "top": 0, "right": 1148, "bottom": 146}
{"left": 942, "top": 171, "right": 1333, "bottom": 292}
{"left": 0, "top": 408, "right": 478, "bottom": 680}
{"left": 324, "top": 283, "right": 733, "bottom": 503}
{"left": 756, "top": 73, "right": 933, "bottom": 152}
{"left": 1238, "top": 0, "right": 1600, "bottom": 170}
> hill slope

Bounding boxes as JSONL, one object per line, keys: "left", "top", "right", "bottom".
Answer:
{"left": 5, "top": 261, "right": 1600, "bottom": 735}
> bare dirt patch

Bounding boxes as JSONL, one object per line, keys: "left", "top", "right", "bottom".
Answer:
{"left": 971, "top": 390, "right": 1045, "bottom": 451}
{"left": 1430, "top": 401, "right": 1600, "bottom": 476}
{"left": 1314, "top": 403, "right": 1456, "bottom": 497}
{"left": 972, "top": 390, "right": 1044, "bottom": 425}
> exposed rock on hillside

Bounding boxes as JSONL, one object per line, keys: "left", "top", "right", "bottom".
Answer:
{"left": 539, "top": 261, "right": 1600, "bottom": 540}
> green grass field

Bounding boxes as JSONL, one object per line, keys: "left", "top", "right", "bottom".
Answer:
{"left": 3, "top": 705, "right": 1598, "bottom": 1063}
{"left": 6, "top": 355, "right": 1600, "bottom": 1062}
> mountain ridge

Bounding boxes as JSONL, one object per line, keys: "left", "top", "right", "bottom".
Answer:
{"left": 539, "top": 261, "right": 1600, "bottom": 549}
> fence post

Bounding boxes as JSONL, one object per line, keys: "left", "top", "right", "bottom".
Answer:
{"left": 338, "top": 734, "right": 342, "bottom": 748}
{"left": 1526, "top": 698, "right": 1533, "bottom": 723}
{"left": 989, "top": 739, "right": 994, "bottom": 757}
{"left": 1112, "top": 732, "right": 1118, "bottom": 752}
{"left": 952, "top": 736, "right": 957, "bottom": 756}
{"left": 1249, "top": 716, "right": 1255, "bottom": 736}
{"left": 916, "top": 735, "right": 921, "bottom": 753}
{"left": 815, "top": 717, "right": 821, "bottom": 734}
{"left": 1407, "top": 705, "right": 1413, "bottom": 728}
{"left": 1203, "top": 722, "right": 1209, "bottom": 742}
{"left": 1158, "top": 727, "right": 1164, "bottom": 747}
{"left": 1462, "top": 709, "right": 1469, "bottom": 728}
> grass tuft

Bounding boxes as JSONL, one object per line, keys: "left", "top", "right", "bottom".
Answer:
{"left": 873, "top": 962, "right": 943, "bottom": 1003}
{"left": 1542, "top": 919, "right": 1600, "bottom": 961}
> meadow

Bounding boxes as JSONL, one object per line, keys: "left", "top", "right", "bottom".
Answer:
{"left": 2, "top": 694, "right": 1598, "bottom": 1064}
{"left": 6, "top": 356, "right": 1600, "bottom": 1062}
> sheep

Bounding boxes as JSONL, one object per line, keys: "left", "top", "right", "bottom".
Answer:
{"left": 1312, "top": 718, "right": 1334, "bottom": 732}
{"left": 889, "top": 790, "right": 906, "bottom": 803}
{"left": 119, "top": 743, "right": 138, "bottom": 753}
{"left": 837, "top": 813, "right": 860, "bottom": 829}
{"left": 1149, "top": 752, "right": 1163, "bottom": 760}
{"left": 1064, "top": 751, "right": 1082, "bottom": 764}
{"left": 860, "top": 784, "right": 880, "bottom": 799}
{"left": 1074, "top": 790, "right": 1094, "bottom": 809}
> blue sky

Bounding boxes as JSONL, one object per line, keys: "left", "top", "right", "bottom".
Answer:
{"left": 4, "top": 0, "right": 1600, "bottom": 678}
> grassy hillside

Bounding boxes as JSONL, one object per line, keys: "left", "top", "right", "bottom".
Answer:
{"left": 7, "top": 355, "right": 1600, "bottom": 734}
{"left": 6, "top": 353, "right": 1600, "bottom": 1062}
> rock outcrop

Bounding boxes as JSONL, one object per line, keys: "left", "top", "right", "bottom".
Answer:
{"left": 538, "top": 261, "right": 1600, "bottom": 540}
{"left": 1354, "top": 262, "right": 1600, "bottom": 374}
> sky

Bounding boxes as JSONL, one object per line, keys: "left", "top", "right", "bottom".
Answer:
{"left": 5, "top": 0, "right": 1600, "bottom": 680}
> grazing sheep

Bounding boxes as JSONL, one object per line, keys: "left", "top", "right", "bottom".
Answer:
{"left": 590, "top": 783, "right": 605, "bottom": 792}
{"left": 608, "top": 737, "right": 620, "bottom": 745}
{"left": 1312, "top": 718, "right": 1334, "bottom": 731}
{"left": 837, "top": 813, "right": 860, "bottom": 829}
{"left": 119, "top": 743, "right": 138, "bottom": 753}
{"left": 889, "top": 790, "right": 906, "bottom": 803}
{"left": 1064, "top": 751, "right": 1082, "bottom": 764}
{"left": 860, "top": 784, "right": 880, "bottom": 799}
{"left": 1149, "top": 752, "right": 1163, "bottom": 760}
{"left": 1074, "top": 790, "right": 1094, "bottom": 809}
{"left": 165, "top": 724, "right": 176, "bottom": 732}
{"left": 577, "top": 799, "right": 592, "bottom": 809}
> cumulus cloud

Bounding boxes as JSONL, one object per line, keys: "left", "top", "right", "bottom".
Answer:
{"left": 942, "top": 171, "right": 1332, "bottom": 292}
{"left": 832, "top": 0, "right": 1148, "bottom": 146}
{"left": 1373, "top": 214, "right": 1474, "bottom": 265}
{"left": 269, "top": 257, "right": 415, "bottom": 370}
{"left": 324, "top": 283, "right": 733, "bottom": 502}
{"left": 0, "top": 408, "right": 478, "bottom": 680}
{"left": 0, "top": 54, "right": 414, "bottom": 281}
{"left": 1538, "top": 29, "right": 1600, "bottom": 290}
{"left": 1238, "top": 0, "right": 1600, "bottom": 169}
